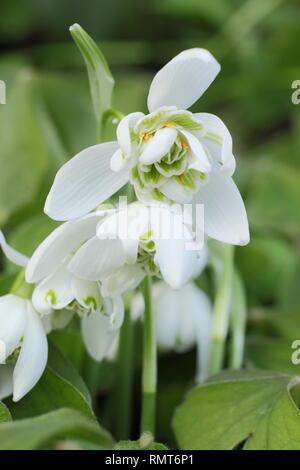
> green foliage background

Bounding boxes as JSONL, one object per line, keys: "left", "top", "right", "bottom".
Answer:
{"left": 0, "top": 0, "right": 300, "bottom": 449}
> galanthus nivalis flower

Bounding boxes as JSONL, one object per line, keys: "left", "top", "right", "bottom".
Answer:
{"left": 0, "top": 232, "right": 47, "bottom": 402}
{"left": 131, "top": 281, "right": 212, "bottom": 382}
{"left": 45, "top": 49, "right": 249, "bottom": 246}
{"left": 25, "top": 214, "right": 125, "bottom": 361}
{"left": 0, "top": 294, "right": 48, "bottom": 402}
{"left": 95, "top": 201, "right": 206, "bottom": 296}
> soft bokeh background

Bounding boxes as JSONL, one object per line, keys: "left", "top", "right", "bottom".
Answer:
{"left": 0, "top": 0, "right": 299, "bottom": 445}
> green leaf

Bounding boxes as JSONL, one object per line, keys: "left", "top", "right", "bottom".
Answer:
{"left": 173, "top": 370, "right": 300, "bottom": 450}
{"left": 0, "top": 408, "right": 113, "bottom": 450}
{"left": 6, "top": 343, "right": 93, "bottom": 420}
{"left": 69, "top": 23, "right": 114, "bottom": 137}
{"left": 0, "top": 401, "right": 11, "bottom": 423}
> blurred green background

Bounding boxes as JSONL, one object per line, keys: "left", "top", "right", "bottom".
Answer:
{"left": 0, "top": 0, "right": 300, "bottom": 445}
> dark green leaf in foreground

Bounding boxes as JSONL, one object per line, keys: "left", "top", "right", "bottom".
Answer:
{"left": 0, "top": 408, "right": 113, "bottom": 450}
{"left": 173, "top": 370, "right": 300, "bottom": 450}
{"left": 6, "top": 343, "right": 93, "bottom": 420}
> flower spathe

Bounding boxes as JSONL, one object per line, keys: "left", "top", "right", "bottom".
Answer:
{"left": 44, "top": 48, "right": 249, "bottom": 246}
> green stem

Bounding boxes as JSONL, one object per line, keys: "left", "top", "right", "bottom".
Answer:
{"left": 229, "top": 269, "right": 247, "bottom": 369}
{"left": 116, "top": 308, "right": 135, "bottom": 440}
{"left": 140, "top": 276, "right": 156, "bottom": 436}
{"left": 209, "top": 244, "right": 234, "bottom": 375}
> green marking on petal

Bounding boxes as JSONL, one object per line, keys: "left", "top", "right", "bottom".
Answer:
{"left": 83, "top": 296, "right": 97, "bottom": 311}
{"left": 135, "top": 107, "right": 175, "bottom": 133}
{"left": 45, "top": 289, "right": 57, "bottom": 305}
{"left": 168, "top": 112, "right": 203, "bottom": 131}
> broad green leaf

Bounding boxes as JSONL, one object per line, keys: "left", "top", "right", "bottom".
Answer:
{"left": 0, "top": 401, "right": 11, "bottom": 423}
{"left": 6, "top": 343, "right": 93, "bottom": 420}
{"left": 69, "top": 23, "right": 114, "bottom": 137}
{"left": 173, "top": 370, "right": 300, "bottom": 450}
{"left": 0, "top": 408, "right": 113, "bottom": 450}
{"left": 50, "top": 328, "right": 85, "bottom": 370}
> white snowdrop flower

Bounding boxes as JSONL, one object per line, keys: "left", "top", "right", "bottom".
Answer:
{"left": 0, "top": 232, "right": 47, "bottom": 402}
{"left": 25, "top": 214, "right": 124, "bottom": 362}
{"left": 45, "top": 49, "right": 249, "bottom": 246}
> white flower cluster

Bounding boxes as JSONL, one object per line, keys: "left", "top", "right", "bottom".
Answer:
{"left": 0, "top": 48, "right": 249, "bottom": 401}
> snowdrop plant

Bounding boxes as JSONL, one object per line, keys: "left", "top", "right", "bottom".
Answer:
{"left": 44, "top": 35, "right": 249, "bottom": 247}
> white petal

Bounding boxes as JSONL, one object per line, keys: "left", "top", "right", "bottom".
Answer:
{"left": 0, "top": 365, "right": 13, "bottom": 400}
{"left": 194, "top": 171, "right": 249, "bottom": 245}
{"left": 0, "top": 295, "right": 27, "bottom": 360}
{"left": 153, "top": 209, "right": 198, "bottom": 289}
{"left": 26, "top": 213, "right": 103, "bottom": 283}
{"left": 81, "top": 309, "right": 121, "bottom": 362}
{"left": 110, "top": 148, "right": 127, "bottom": 172}
{"left": 71, "top": 277, "right": 102, "bottom": 312}
{"left": 44, "top": 142, "right": 129, "bottom": 221}
{"left": 0, "top": 231, "right": 29, "bottom": 267}
{"left": 32, "top": 265, "right": 73, "bottom": 314}
{"left": 153, "top": 283, "right": 180, "bottom": 350}
{"left": 117, "top": 112, "right": 144, "bottom": 156}
{"left": 147, "top": 48, "right": 220, "bottom": 112}
{"left": 68, "top": 237, "right": 125, "bottom": 281}
{"left": 180, "top": 130, "right": 211, "bottom": 172}
{"left": 159, "top": 177, "right": 194, "bottom": 204}
{"left": 101, "top": 264, "right": 145, "bottom": 297}
{"left": 194, "top": 112, "right": 236, "bottom": 176}
{"left": 139, "top": 128, "right": 177, "bottom": 165}
{"left": 13, "top": 302, "right": 48, "bottom": 401}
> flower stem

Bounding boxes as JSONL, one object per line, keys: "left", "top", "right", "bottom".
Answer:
{"left": 209, "top": 244, "right": 234, "bottom": 375}
{"left": 140, "top": 275, "right": 156, "bottom": 436}
{"left": 229, "top": 269, "right": 247, "bottom": 369}
{"left": 116, "top": 307, "right": 135, "bottom": 440}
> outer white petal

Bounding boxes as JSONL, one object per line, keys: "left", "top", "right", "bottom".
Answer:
{"left": 193, "top": 171, "right": 249, "bottom": 246}
{"left": 44, "top": 142, "right": 129, "bottom": 221}
{"left": 194, "top": 112, "right": 236, "bottom": 176}
{"left": 81, "top": 309, "right": 121, "bottom": 362}
{"left": 0, "top": 365, "right": 14, "bottom": 400}
{"left": 117, "top": 112, "right": 144, "bottom": 156}
{"left": 152, "top": 207, "right": 198, "bottom": 288}
{"left": 139, "top": 128, "right": 177, "bottom": 165}
{"left": 32, "top": 265, "right": 73, "bottom": 314}
{"left": 153, "top": 283, "right": 180, "bottom": 350}
{"left": 0, "top": 231, "right": 29, "bottom": 268}
{"left": 147, "top": 48, "right": 220, "bottom": 112}
{"left": 13, "top": 302, "right": 48, "bottom": 401}
{"left": 180, "top": 130, "right": 211, "bottom": 172}
{"left": 101, "top": 264, "right": 145, "bottom": 297}
{"left": 67, "top": 237, "right": 125, "bottom": 281}
{"left": 0, "top": 295, "right": 27, "bottom": 360}
{"left": 26, "top": 213, "right": 103, "bottom": 283}
{"left": 71, "top": 277, "right": 102, "bottom": 312}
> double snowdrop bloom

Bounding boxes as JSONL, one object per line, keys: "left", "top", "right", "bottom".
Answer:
{"left": 132, "top": 280, "right": 212, "bottom": 383}
{"left": 95, "top": 201, "right": 206, "bottom": 296}
{"left": 0, "top": 233, "right": 47, "bottom": 402}
{"left": 25, "top": 214, "right": 124, "bottom": 362}
{"left": 45, "top": 48, "right": 249, "bottom": 246}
